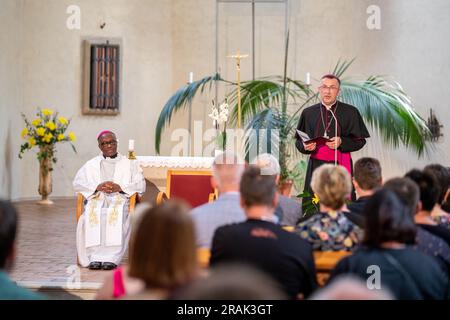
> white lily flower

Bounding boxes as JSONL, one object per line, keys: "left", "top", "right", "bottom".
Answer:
{"left": 208, "top": 107, "right": 219, "bottom": 122}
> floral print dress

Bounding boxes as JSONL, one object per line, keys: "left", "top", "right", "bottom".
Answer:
{"left": 295, "top": 211, "right": 361, "bottom": 251}
{"left": 433, "top": 215, "right": 450, "bottom": 229}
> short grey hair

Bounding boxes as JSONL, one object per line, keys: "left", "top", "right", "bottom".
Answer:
{"left": 212, "top": 152, "right": 245, "bottom": 187}
{"left": 252, "top": 153, "right": 280, "bottom": 176}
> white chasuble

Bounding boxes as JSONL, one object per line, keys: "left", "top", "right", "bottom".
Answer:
{"left": 105, "top": 195, "right": 125, "bottom": 246}
{"left": 73, "top": 153, "right": 145, "bottom": 267}
{"left": 84, "top": 194, "right": 103, "bottom": 248}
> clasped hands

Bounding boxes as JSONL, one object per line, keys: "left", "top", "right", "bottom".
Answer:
{"left": 303, "top": 137, "right": 342, "bottom": 151}
{"left": 96, "top": 181, "right": 122, "bottom": 194}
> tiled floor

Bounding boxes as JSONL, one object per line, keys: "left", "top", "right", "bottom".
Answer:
{"left": 9, "top": 198, "right": 120, "bottom": 296}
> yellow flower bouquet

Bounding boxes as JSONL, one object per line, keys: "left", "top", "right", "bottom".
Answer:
{"left": 19, "top": 108, "right": 77, "bottom": 204}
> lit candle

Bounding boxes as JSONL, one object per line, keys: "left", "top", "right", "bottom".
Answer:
{"left": 306, "top": 72, "right": 311, "bottom": 85}
{"left": 188, "top": 72, "right": 194, "bottom": 84}
{"left": 128, "top": 139, "right": 135, "bottom": 151}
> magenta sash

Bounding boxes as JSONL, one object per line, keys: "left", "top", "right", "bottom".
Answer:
{"left": 311, "top": 145, "right": 352, "bottom": 175}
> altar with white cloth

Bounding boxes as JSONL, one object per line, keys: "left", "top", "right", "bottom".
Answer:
{"left": 136, "top": 156, "right": 215, "bottom": 191}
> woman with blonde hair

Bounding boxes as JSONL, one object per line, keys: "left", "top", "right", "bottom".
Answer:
{"left": 295, "top": 164, "right": 361, "bottom": 251}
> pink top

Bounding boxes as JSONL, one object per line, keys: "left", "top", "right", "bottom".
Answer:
{"left": 311, "top": 145, "right": 352, "bottom": 175}
{"left": 112, "top": 267, "right": 126, "bottom": 299}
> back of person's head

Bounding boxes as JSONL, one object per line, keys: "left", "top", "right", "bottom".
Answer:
{"left": 443, "top": 167, "right": 450, "bottom": 213}
{"left": 212, "top": 152, "right": 245, "bottom": 191}
{"left": 128, "top": 201, "right": 197, "bottom": 290}
{"left": 0, "top": 200, "right": 17, "bottom": 270}
{"left": 363, "top": 189, "right": 416, "bottom": 247}
{"left": 311, "top": 164, "right": 351, "bottom": 210}
{"left": 424, "top": 164, "right": 450, "bottom": 205}
{"left": 174, "top": 264, "right": 287, "bottom": 300}
{"left": 383, "top": 177, "right": 420, "bottom": 217}
{"left": 240, "top": 165, "right": 277, "bottom": 208}
{"left": 311, "top": 275, "right": 393, "bottom": 300}
{"left": 252, "top": 153, "right": 280, "bottom": 176}
{"left": 353, "top": 157, "right": 382, "bottom": 191}
{"left": 128, "top": 202, "right": 152, "bottom": 254}
{"left": 405, "top": 169, "right": 439, "bottom": 211}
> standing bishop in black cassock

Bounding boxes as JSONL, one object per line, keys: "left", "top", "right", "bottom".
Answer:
{"left": 295, "top": 74, "right": 370, "bottom": 214}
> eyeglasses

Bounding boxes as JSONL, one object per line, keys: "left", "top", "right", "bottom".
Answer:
{"left": 100, "top": 140, "right": 117, "bottom": 147}
{"left": 319, "top": 85, "right": 339, "bottom": 92}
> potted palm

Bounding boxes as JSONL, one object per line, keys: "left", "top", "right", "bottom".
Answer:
{"left": 155, "top": 35, "right": 432, "bottom": 195}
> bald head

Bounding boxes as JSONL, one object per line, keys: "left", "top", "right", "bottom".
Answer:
{"left": 212, "top": 152, "right": 245, "bottom": 193}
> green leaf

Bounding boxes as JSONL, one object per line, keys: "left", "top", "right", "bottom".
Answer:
{"left": 339, "top": 75, "right": 432, "bottom": 156}
{"left": 155, "top": 73, "right": 223, "bottom": 154}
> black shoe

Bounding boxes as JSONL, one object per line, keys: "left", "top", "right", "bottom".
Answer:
{"left": 88, "top": 261, "right": 102, "bottom": 270}
{"left": 102, "top": 262, "right": 117, "bottom": 270}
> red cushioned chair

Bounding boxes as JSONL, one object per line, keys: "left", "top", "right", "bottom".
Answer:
{"left": 156, "top": 170, "right": 217, "bottom": 208}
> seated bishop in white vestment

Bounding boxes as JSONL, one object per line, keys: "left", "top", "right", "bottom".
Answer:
{"left": 73, "top": 131, "right": 145, "bottom": 270}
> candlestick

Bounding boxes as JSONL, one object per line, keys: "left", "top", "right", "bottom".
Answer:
{"left": 128, "top": 139, "right": 135, "bottom": 151}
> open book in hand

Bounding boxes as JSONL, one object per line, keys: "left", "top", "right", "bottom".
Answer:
{"left": 296, "top": 129, "right": 332, "bottom": 145}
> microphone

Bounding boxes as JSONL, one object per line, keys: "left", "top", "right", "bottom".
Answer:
{"left": 328, "top": 107, "right": 339, "bottom": 166}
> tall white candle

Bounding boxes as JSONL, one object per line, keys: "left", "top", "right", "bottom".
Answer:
{"left": 306, "top": 72, "right": 311, "bottom": 85}
{"left": 128, "top": 139, "right": 135, "bottom": 151}
{"left": 188, "top": 72, "right": 194, "bottom": 84}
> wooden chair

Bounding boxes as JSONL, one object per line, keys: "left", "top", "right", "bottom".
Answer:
{"left": 282, "top": 226, "right": 295, "bottom": 232}
{"left": 76, "top": 192, "right": 139, "bottom": 222}
{"left": 195, "top": 247, "right": 350, "bottom": 287}
{"left": 156, "top": 170, "right": 217, "bottom": 208}
{"left": 313, "top": 251, "right": 351, "bottom": 286}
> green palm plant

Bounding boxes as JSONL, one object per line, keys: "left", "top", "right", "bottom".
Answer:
{"left": 155, "top": 35, "right": 432, "bottom": 188}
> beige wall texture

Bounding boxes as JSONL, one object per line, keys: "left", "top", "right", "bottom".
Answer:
{"left": 1, "top": 0, "right": 174, "bottom": 199}
{"left": 0, "top": 0, "right": 23, "bottom": 199}
{"left": 1, "top": 0, "right": 449, "bottom": 199}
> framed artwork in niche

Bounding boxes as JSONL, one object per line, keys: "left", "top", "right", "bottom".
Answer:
{"left": 82, "top": 38, "right": 122, "bottom": 115}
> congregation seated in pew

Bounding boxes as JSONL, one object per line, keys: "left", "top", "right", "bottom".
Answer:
{"left": 405, "top": 169, "right": 450, "bottom": 246}
{"left": 5, "top": 147, "right": 450, "bottom": 300}
{"left": 329, "top": 189, "right": 450, "bottom": 300}
{"left": 384, "top": 177, "right": 450, "bottom": 274}
{"left": 209, "top": 165, "right": 317, "bottom": 299}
